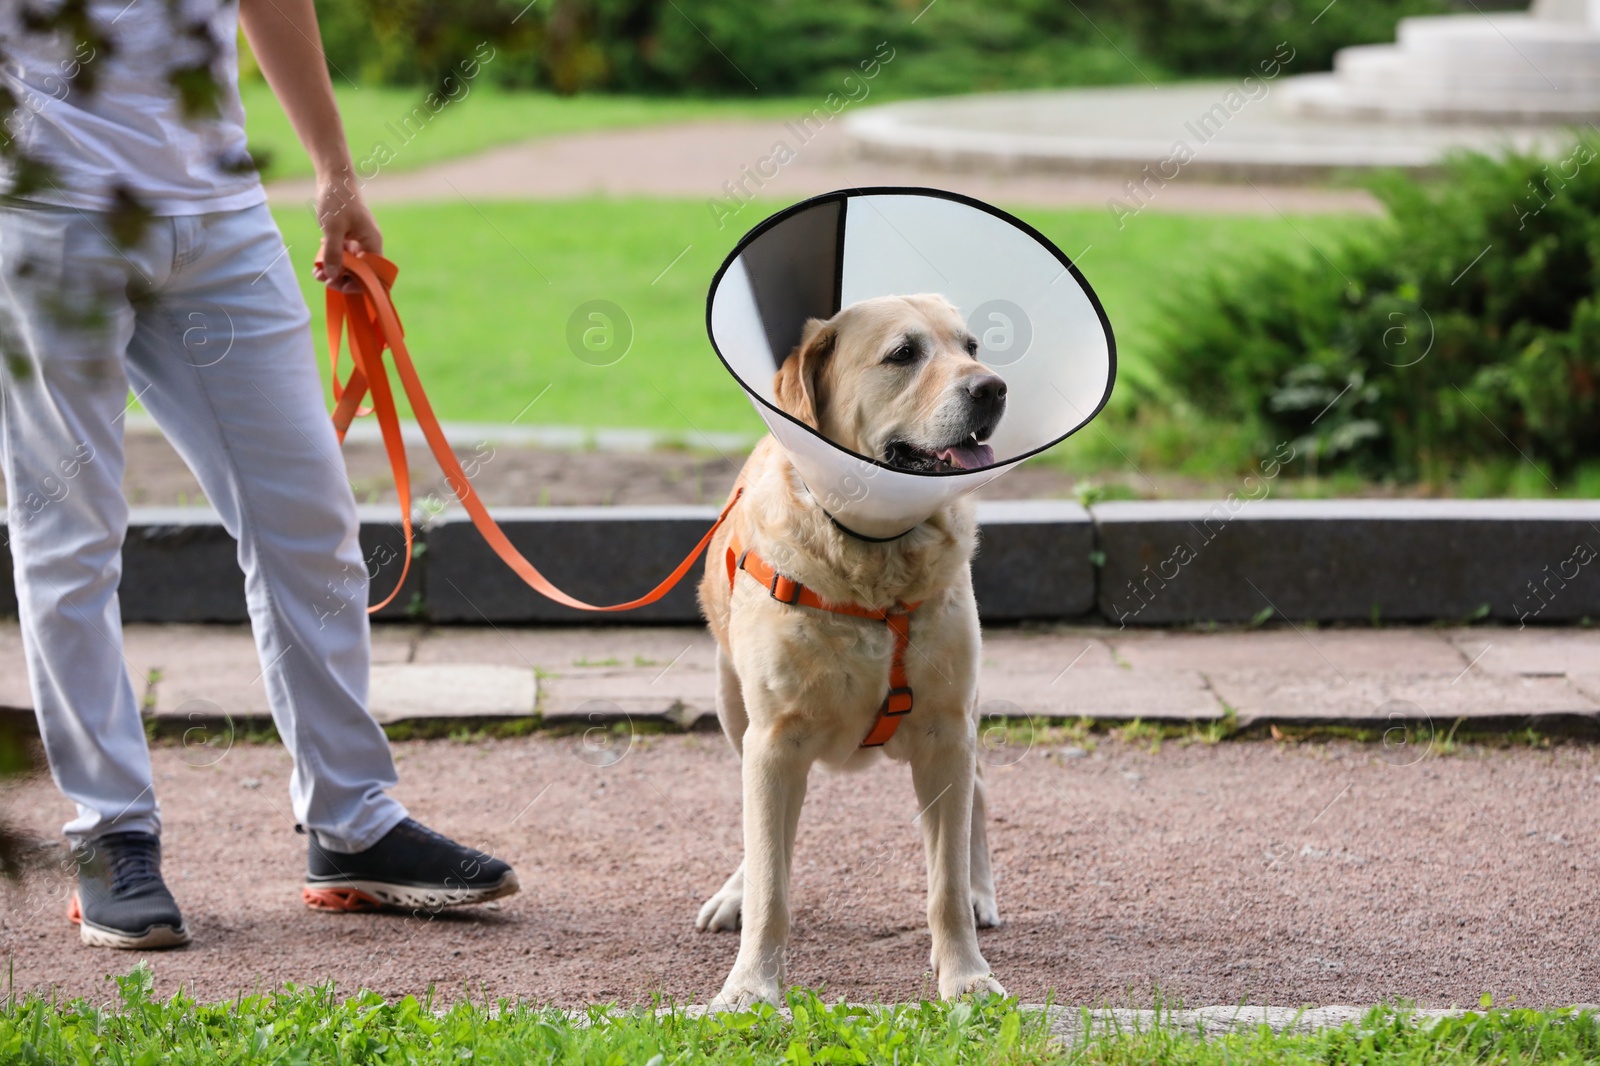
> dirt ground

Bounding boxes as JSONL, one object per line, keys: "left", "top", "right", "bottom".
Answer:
{"left": 12, "top": 428, "right": 1087, "bottom": 510}
{"left": 5, "top": 428, "right": 1442, "bottom": 511}
{"left": 3, "top": 733, "right": 1596, "bottom": 1009}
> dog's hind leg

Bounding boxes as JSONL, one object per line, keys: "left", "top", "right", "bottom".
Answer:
{"left": 697, "top": 647, "right": 748, "bottom": 932}
{"left": 969, "top": 762, "right": 1001, "bottom": 928}
{"left": 698, "top": 863, "right": 745, "bottom": 932}
{"left": 714, "top": 644, "right": 750, "bottom": 755}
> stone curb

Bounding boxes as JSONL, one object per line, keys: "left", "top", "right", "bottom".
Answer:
{"left": 1097, "top": 499, "right": 1600, "bottom": 626}
{"left": 618, "top": 1002, "right": 1492, "bottom": 1038}
{"left": 0, "top": 499, "right": 1595, "bottom": 626}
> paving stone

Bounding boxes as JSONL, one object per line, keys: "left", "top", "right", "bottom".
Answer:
{"left": 1206, "top": 671, "right": 1597, "bottom": 724}
{"left": 411, "top": 619, "right": 1113, "bottom": 680}
{"left": 544, "top": 649, "right": 1220, "bottom": 727}
{"left": 411, "top": 626, "right": 719, "bottom": 728}
{"left": 126, "top": 625, "right": 270, "bottom": 721}
{"left": 541, "top": 670, "right": 716, "bottom": 728}
{"left": 128, "top": 625, "right": 420, "bottom": 723}
{"left": 981, "top": 668, "right": 1223, "bottom": 720}
{"left": 981, "top": 630, "right": 1120, "bottom": 673}
{"left": 3, "top": 622, "right": 1597, "bottom": 730}
{"left": 370, "top": 625, "right": 423, "bottom": 665}
{"left": 1445, "top": 628, "right": 1600, "bottom": 677}
{"left": 1572, "top": 674, "right": 1600, "bottom": 705}
{"left": 368, "top": 664, "right": 536, "bottom": 724}
{"left": 410, "top": 625, "right": 718, "bottom": 674}
{"left": 1107, "top": 628, "right": 1465, "bottom": 675}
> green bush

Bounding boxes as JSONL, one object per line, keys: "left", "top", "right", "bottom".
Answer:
{"left": 310, "top": 0, "right": 1457, "bottom": 96}
{"left": 1153, "top": 135, "right": 1600, "bottom": 482}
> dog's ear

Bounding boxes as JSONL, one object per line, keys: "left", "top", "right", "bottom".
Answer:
{"left": 773, "top": 318, "right": 835, "bottom": 429}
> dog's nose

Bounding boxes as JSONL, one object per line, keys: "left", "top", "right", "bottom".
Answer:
{"left": 967, "top": 374, "right": 1007, "bottom": 415}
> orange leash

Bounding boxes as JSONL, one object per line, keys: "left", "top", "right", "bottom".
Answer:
{"left": 323, "top": 252, "right": 742, "bottom": 613}
{"left": 726, "top": 538, "right": 919, "bottom": 748}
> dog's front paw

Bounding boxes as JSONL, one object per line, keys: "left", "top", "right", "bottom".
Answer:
{"left": 972, "top": 893, "right": 1002, "bottom": 929}
{"left": 709, "top": 975, "right": 782, "bottom": 1013}
{"left": 695, "top": 879, "right": 743, "bottom": 932}
{"left": 939, "top": 971, "right": 1006, "bottom": 1001}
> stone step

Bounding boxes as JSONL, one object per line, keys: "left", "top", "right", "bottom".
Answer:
{"left": 1397, "top": 12, "right": 1600, "bottom": 53}
{"left": 1279, "top": 75, "right": 1600, "bottom": 122}
{"left": 1335, "top": 47, "right": 1600, "bottom": 87}
{"left": 1283, "top": 10, "right": 1600, "bottom": 121}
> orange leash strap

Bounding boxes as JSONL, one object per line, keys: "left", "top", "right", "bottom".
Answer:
{"left": 324, "top": 252, "right": 743, "bottom": 613}
{"left": 728, "top": 539, "right": 917, "bottom": 748}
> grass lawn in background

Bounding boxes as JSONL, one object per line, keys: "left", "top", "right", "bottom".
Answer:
{"left": 4, "top": 969, "right": 1595, "bottom": 1064}
{"left": 241, "top": 83, "right": 820, "bottom": 182}
{"left": 273, "top": 198, "right": 1356, "bottom": 439}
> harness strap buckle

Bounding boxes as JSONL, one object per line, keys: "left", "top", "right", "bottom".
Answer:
{"left": 769, "top": 573, "right": 802, "bottom": 605}
{"left": 882, "top": 687, "right": 913, "bottom": 716}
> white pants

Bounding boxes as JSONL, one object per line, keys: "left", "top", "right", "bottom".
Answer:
{"left": 0, "top": 201, "right": 407, "bottom": 852}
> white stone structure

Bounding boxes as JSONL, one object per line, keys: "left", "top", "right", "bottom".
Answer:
{"left": 1279, "top": 0, "right": 1600, "bottom": 122}
{"left": 840, "top": 1, "right": 1588, "bottom": 177}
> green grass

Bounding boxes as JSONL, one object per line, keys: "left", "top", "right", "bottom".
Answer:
{"left": 272, "top": 199, "right": 1356, "bottom": 440}
{"left": 6, "top": 966, "right": 1599, "bottom": 1064}
{"left": 242, "top": 82, "right": 819, "bottom": 182}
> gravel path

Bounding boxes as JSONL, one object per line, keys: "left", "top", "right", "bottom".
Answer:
{"left": 4, "top": 734, "right": 1596, "bottom": 1008}
{"left": 265, "top": 118, "right": 1383, "bottom": 214}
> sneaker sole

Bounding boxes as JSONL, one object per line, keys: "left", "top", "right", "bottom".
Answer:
{"left": 69, "top": 893, "right": 190, "bottom": 950}
{"left": 301, "top": 871, "right": 520, "bottom": 913}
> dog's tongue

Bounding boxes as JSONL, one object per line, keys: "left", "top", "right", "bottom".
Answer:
{"left": 936, "top": 441, "right": 995, "bottom": 470}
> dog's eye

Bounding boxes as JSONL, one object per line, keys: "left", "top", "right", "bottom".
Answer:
{"left": 965, "top": 337, "right": 980, "bottom": 358}
{"left": 884, "top": 343, "right": 918, "bottom": 365}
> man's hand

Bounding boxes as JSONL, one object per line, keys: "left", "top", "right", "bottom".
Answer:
{"left": 240, "top": 0, "right": 379, "bottom": 291}
{"left": 312, "top": 170, "right": 382, "bottom": 293}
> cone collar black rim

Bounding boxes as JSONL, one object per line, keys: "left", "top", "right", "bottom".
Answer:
{"left": 705, "top": 186, "right": 1118, "bottom": 478}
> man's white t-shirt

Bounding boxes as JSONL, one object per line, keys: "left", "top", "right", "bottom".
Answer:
{"left": 0, "top": 0, "right": 265, "bottom": 215}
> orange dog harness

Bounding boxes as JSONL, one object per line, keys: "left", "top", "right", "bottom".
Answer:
{"left": 726, "top": 539, "right": 921, "bottom": 748}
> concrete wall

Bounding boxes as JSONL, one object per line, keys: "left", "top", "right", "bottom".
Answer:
{"left": 0, "top": 499, "right": 1595, "bottom": 625}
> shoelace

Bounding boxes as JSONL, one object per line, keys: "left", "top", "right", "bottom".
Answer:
{"left": 100, "top": 834, "right": 163, "bottom": 895}
{"left": 397, "top": 818, "right": 468, "bottom": 852}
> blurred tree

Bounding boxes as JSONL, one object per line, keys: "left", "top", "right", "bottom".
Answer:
{"left": 312, "top": 0, "right": 1476, "bottom": 96}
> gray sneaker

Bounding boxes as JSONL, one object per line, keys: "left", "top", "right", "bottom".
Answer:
{"left": 70, "top": 831, "right": 190, "bottom": 949}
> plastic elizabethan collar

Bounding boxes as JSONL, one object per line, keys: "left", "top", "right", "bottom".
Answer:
{"left": 706, "top": 188, "right": 1116, "bottom": 539}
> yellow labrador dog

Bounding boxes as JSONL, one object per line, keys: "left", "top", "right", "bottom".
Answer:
{"left": 696, "top": 293, "right": 1008, "bottom": 1010}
